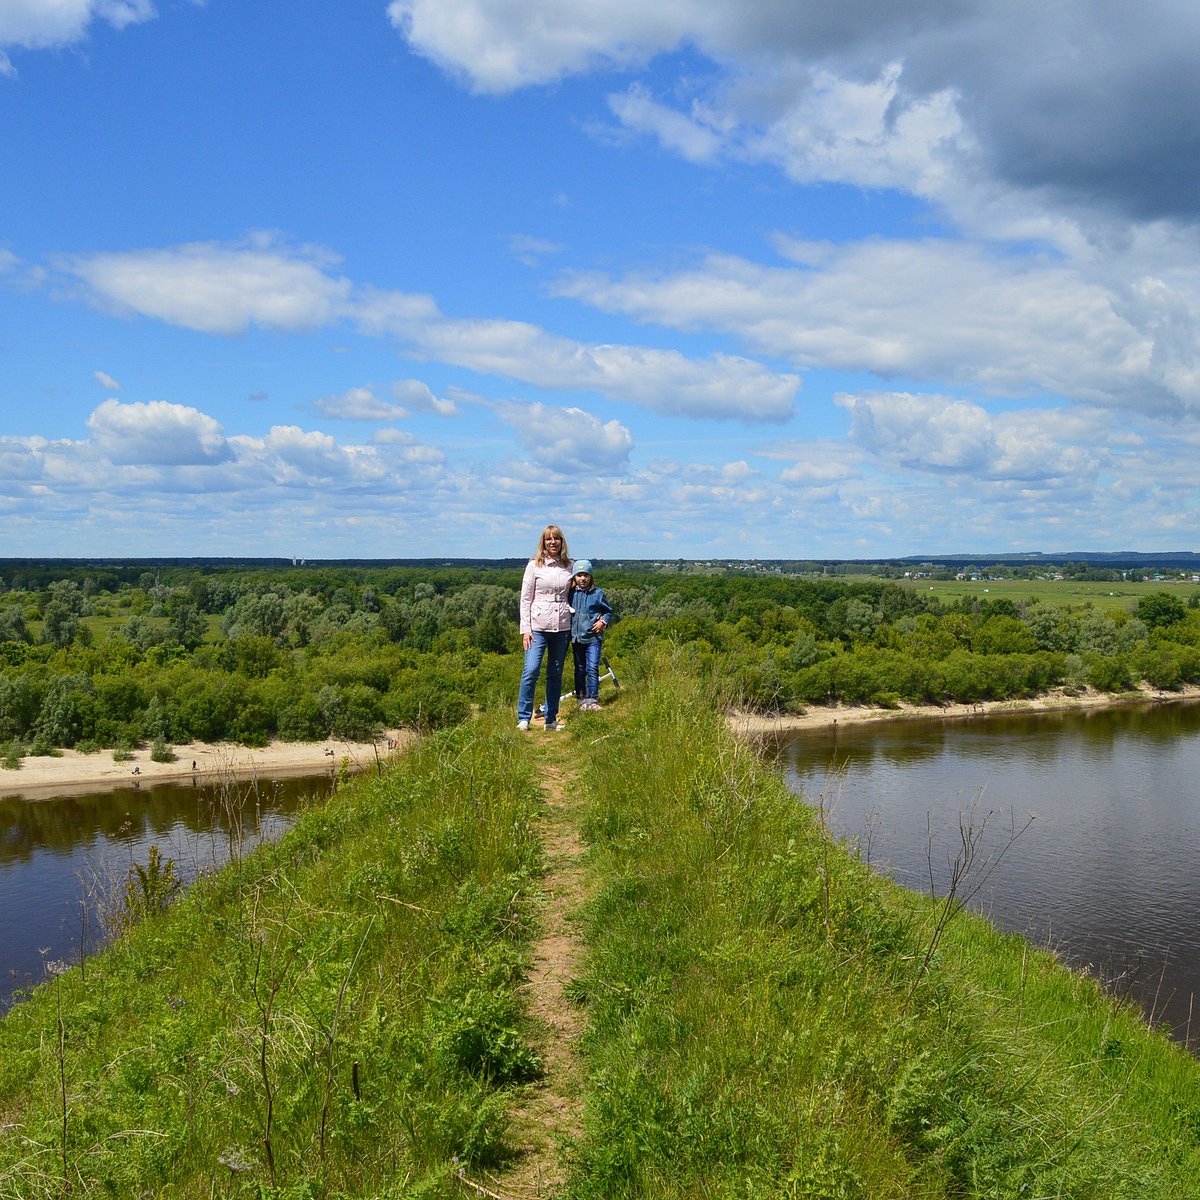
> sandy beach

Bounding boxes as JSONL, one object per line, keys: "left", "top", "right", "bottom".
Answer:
{"left": 0, "top": 732, "right": 412, "bottom": 800}
{"left": 730, "top": 682, "right": 1200, "bottom": 736}
{"left": 5, "top": 683, "right": 1199, "bottom": 798}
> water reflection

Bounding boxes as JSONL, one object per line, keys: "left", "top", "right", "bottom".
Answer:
{"left": 767, "top": 700, "right": 1200, "bottom": 1049}
{"left": 0, "top": 773, "right": 334, "bottom": 1010}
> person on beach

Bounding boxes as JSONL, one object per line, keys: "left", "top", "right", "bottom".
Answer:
{"left": 517, "top": 524, "right": 573, "bottom": 732}
{"left": 568, "top": 560, "right": 613, "bottom": 712}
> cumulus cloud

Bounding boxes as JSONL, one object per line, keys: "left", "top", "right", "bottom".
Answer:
{"left": 497, "top": 400, "right": 634, "bottom": 472}
{"left": 767, "top": 439, "right": 863, "bottom": 485}
{"left": 0, "top": 0, "right": 155, "bottom": 59}
{"left": 392, "top": 378, "right": 460, "bottom": 416}
{"left": 61, "top": 235, "right": 354, "bottom": 334}
{"left": 839, "top": 391, "right": 1103, "bottom": 483}
{"left": 0, "top": 400, "right": 443, "bottom": 505}
{"left": 386, "top": 0, "right": 690, "bottom": 92}
{"left": 389, "top": 1, "right": 1200, "bottom": 232}
{"left": 87, "top": 399, "right": 231, "bottom": 466}
{"left": 315, "top": 386, "right": 409, "bottom": 421}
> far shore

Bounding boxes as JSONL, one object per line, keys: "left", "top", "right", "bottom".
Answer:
{"left": 730, "top": 682, "right": 1200, "bottom": 736}
{"left": 0, "top": 731, "right": 413, "bottom": 800}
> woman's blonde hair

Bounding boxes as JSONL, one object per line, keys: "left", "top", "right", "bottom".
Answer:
{"left": 534, "top": 524, "right": 569, "bottom": 565}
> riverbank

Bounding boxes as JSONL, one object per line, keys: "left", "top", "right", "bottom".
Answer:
{"left": 0, "top": 731, "right": 410, "bottom": 799}
{"left": 730, "top": 681, "right": 1200, "bottom": 735}
{"left": 3, "top": 676, "right": 1200, "bottom": 1195}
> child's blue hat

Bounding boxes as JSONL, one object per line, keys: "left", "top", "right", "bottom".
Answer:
{"left": 573, "top": 559, "right": 593, "bottom": 575}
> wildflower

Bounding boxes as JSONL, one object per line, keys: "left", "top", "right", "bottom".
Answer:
{"left": 218, "top": 1146, "right": 252, "bottom": 1173}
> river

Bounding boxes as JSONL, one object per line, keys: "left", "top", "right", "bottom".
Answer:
{"left": 0, "top": 771, "right": 334, "bottom": 1011}
{"left": 767, "top": 699, "right": 1200, "bottom": 1050}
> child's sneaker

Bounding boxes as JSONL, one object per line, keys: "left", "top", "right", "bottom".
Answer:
{"left": 544, "top": 719, "right": 564, "bottom": 731}
{"left": 517, "top": 719, "right": 530, "bottom": 731}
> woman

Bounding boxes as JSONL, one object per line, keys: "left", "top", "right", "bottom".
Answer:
{"left": 517, "top": 524, "right": 573, "bottom": 731}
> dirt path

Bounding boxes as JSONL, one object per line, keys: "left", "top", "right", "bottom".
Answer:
{"left": 472, "top": 738, "right": 588, "bottom": 1199}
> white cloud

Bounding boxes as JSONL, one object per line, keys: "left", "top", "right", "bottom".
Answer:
{"left": 414, "top": 315, "right": 799, "bottom": 420}
{"left": 510, "top": 234, "right": 565, "bottom": 266}
{"left": 62, "top": 236, "right": 354, "bottom": 334}
{"left": 557, "top": 238, "right": 1200, "bottom": 416}
{"left": 87, "top": 399, "right": 231, "bottom": 466}
{"left": 742, "top": 62, "right": 966, "bottom": 199}
{"left": 386, "top": 0, "right": 692, "bottom": 93}
{"left": 315, "top": 386, "right": 409, "bottom": 421}
{"left": 52, "top": 237, "right": 797, "bottom": 421}
{"left": 392, "top": 378, "right": 459, "bottom": 416}
{"left": 768, "top": 439, "right": 863, "bottom": 485}
{"left": 838, "top": 391, "right": 1103, "bottom": 483}
{"left": 389, "top": 1, "right": 1200, "bottom": 232}
{"left": 608, "top": 84, "right": 724, "bottom": 164}
{"left": 0, "top": 0, "right": 155, "bottom": 52}
{"left": 93, "top": 369, "right": 121, "bottom": 390}
{"left": 372, "top": 428, "right": 415, "bottom": 445}
{"left": 498, "top": 401, "right": 634, "bottom": 472}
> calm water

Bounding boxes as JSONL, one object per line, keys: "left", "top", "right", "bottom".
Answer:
{"left": 0, "top": 772, "right": 336, "bottom": 1010}
{"left": 768, "top": 700, "right": 1200, "bottom": 1048}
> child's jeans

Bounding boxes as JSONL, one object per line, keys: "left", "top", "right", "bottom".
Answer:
{"left": 573, "top": 638, "right": 604, "bottom": 701}
{"left": 518, "top": 630, "right": 569, "bottom": 722}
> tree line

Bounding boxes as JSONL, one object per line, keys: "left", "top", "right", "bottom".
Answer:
{"left": 2, "top": 565, "right": 1199, "bottom": 755}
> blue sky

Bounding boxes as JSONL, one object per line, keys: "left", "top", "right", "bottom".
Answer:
{"left": 3, "top": 0, "right": 1200, "bottom": 561}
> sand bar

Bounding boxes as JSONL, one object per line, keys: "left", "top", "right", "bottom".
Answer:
{"left": 730, "top": 683, "right": 1200, "bottom": 737}
{"left": 0, "top": 732, "right": 412, "bottom": 800}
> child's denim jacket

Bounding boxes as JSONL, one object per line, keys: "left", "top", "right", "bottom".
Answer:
{"left": 569, "top": 585, "right": 614, "bottom": 644}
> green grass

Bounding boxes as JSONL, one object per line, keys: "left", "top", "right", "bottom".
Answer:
{"left": 0, "top": 716, "right": 545, "bottom": 1198}
{"left": 898, "top": 576, "right": 1200, "bottom": 612}
{"left": 3, "top": 664, "right": 1200, "bottom": 1198}
{"left": 568, "top": 657, "right": 1200, "bottom": 1197}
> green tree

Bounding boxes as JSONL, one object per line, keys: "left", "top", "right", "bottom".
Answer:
{"left": 40, "top": 600, "right": 79, "bottom": 648}
{"left": 0, "top": 674, "right": 37, "bottom": 740}
{"left": 34, "top": 673, "right": 96, "bottom": 748}
{"left": 1136, "top": 591, "right": 1188, "bottom": 630}
{"left": 970, "top": 615, "right": 1037, "bottom": 656}
{"left": 166, "top": 600, "right": 207, "bottom": 650}
{"left": 0, "top": 608, "right": 31, "bottom": 644}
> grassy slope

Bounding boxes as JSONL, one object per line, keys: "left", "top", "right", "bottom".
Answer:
{"left": 570, "top": 666, "right": 1200, "bottom": 1197}
{"left": 0, "top": 723, "right": 546, "bottom": 1199}
{"left": 1, "top": 668, "right": 1199, "bottom": 1198}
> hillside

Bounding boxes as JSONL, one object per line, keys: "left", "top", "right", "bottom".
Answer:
{"left": 1, "top": 665, "right": 1198, "bottom": 1197}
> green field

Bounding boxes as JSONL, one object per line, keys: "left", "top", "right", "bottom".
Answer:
{"left": 897, "top": 575, "right": 1200, "bottom": 612}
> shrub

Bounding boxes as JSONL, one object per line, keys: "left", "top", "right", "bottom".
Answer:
{"left": 389, "top": 679, "right": 471, "bottom": 731}
{"left": 150, "top": 737, "right": 176, "bottom": 763}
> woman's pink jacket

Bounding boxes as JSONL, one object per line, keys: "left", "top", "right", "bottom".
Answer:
{"left": 519, "top": 557, "right": 574, "bottom": 634}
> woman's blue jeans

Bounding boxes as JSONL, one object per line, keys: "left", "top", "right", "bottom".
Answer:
{"left": 518, "top": 630, "right": 569, "bottom": 722}
{"left": 573, "top": 638, "right": 604, "bottom": 700}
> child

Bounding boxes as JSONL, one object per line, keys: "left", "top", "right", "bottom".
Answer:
{"left": 569, "top": 559, "right": 613, "bottom": 711}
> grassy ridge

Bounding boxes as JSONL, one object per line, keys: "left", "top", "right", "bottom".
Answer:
{"left": 571, "top": 663, "right": 1200, "bottom": 1197}
{"left": 3, "top": 667, "right": 1200, "bottom": 1197}
{"left": 0, "top": 721, "right": 545, "bottom": 1198}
